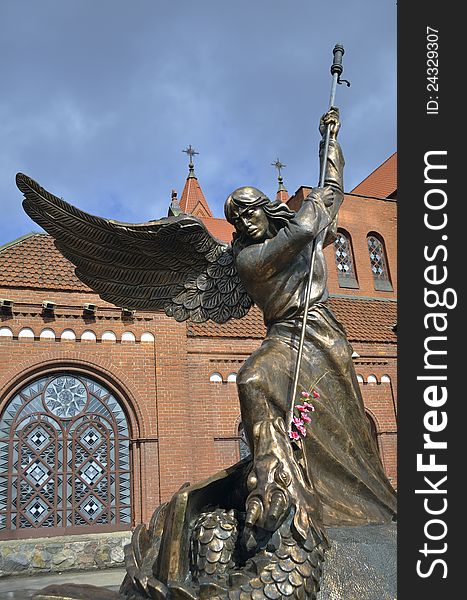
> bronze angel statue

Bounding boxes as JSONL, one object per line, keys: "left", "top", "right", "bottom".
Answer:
{"left": 18, "top": 108, "right": 396, "bottom": 600}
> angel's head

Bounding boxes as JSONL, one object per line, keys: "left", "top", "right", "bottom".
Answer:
{"left": 225, "top": 186, "right": 294, "bottom": 244}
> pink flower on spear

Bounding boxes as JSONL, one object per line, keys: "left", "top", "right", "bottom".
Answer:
{"left": 293, "top": 417, "right": 307, "bottom": 437}
{"left": 289, "top": 389, "right": 317, "bottom": 441}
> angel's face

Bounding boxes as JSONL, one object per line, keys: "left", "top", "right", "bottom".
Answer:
{"left": 232, "top": 205, "right": 272, "bottom": 242}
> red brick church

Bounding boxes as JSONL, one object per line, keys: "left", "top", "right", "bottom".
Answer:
{"left": 0, "top": 153, "right": 396, "bottom": 568}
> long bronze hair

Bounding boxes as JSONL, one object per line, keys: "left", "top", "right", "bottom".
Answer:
{"left": 224, "top": 186, "right": 295, "bottom": 248}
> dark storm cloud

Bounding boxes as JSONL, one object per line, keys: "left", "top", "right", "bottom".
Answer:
{"left": 0, "top": 0, "right": 396, "bottom": 243}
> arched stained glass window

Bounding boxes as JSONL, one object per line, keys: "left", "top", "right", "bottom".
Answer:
{"left": 238, "top": 422, "right": 251, "bottom": 460}
{"left": 334, "top": 230, "right": 358, "bottom": 289}
{"left": 367, "top": 234, "right": 393, "bottom": 291}
{"left": 0, "top": 373, "right": 131, "bottom": 537}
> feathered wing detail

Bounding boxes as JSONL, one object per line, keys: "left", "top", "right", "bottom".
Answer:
{"left": 164, "top": 247, "right": 251, "bottom": 324}
{"left": 17, "top": 173, "right": 253, "bottom": 324}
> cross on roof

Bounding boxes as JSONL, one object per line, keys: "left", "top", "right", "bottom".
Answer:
{"left": 182, "top": 145, "right": 199, "bottom": 165}
{"left": 271, "top": 158, "right": 286, "bottom": 179}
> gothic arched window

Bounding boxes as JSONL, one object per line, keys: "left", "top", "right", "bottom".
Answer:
{"left": 238, "top": 422, "right": 251, "bottom": 460}
{"left": 367, "top": 233, "right": 393, "bottom": 291}
{"left": 334, "top": 230, "right": 358, "bottom": 289}
{"left": 0, "top": 373, "right": 131, "bottom": 537}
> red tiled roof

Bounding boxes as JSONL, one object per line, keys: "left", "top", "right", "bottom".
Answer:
{"left": 176, "top": 168, "right": 234, "bottom": 242}
{"left": 189, "top": 297, "right": 396, "bottom": 344}
{"left": 188, "top": 305, "right": 266, "bottom": 338}
{"left": 0, "top": 216, "right": 233, "bottom": 294}
{"left": 0, "top": 233, "right": 91, "bottom": 292}
{"left": 179, "top": 175, "right": 213, "bottom": 217}
{"left": 1, "top": 234, "right": 395, "bottom": 344}
{"left": 351, "top": 153, "right": 397, "bottom": 198}
{"left": 199, "top": 217, "right": 234, "bottom": 244}
{"left": 327, "top": 296, "right": 396, "bottom": 343}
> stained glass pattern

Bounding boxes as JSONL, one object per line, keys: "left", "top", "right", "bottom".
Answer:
{"left": 44, "top": 376, "right": 87, "bottom": 418}
{"left": 0, "top": 373, "right": 131, "bottom": 534}
{"left": 334, "top": 230, "right": 358, "bottom": 289}
{"left": 367, "top": 234, "right": 393, "bottom": 291}
{"left": 238, "top": 422, "right": 251, "bottom": 460}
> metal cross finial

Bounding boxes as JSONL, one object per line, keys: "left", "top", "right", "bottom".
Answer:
{"left": 182, "top": 145, "right": 199, "bottom": 165}
{"left": 271, "top": 158, "right": 286, "bottom": 180}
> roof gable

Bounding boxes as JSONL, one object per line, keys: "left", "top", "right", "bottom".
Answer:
{"left": 351, "top": 153, "right": 397, "bottom": 198}
{"left": 179, "top": 175, "right": 213, "bottom": 217}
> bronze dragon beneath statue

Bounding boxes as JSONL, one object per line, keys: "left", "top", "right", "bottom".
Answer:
{"left": 120, "top": 418, "right": 327, "bottom": 600}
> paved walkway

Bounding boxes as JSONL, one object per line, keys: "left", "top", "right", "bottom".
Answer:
{"left": 0, "top": 567, "right": 125, "bottom": 599}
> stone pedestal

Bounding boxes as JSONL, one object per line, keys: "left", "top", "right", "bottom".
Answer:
{"left": 318, "top": 523, "right": 396, "bottom": 600}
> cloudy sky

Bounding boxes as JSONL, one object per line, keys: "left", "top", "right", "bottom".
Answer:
{"left": 0, "top": 1, "right": 396, "bottom": 243}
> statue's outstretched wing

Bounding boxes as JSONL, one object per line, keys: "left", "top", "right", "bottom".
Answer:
{"left": 17, "top": 173, "right": 253, "bottom": 324}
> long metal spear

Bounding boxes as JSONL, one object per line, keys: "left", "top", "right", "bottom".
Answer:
{"left": 286, "top": 44, "right": 349, "bottom": 433}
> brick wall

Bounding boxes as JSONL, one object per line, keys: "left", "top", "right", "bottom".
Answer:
{"left": 0, "top": 300, "right": 397, "bottom": 527}
{"left": 290, "top": 189, "right": 397, "bottom": 299}
{"left": 0, "top": 185, "right": 397, "bottom": 533}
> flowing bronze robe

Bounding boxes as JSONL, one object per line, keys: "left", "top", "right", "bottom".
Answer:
{"left": 234, "top": 140, "right": 396, "bottom": 527}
